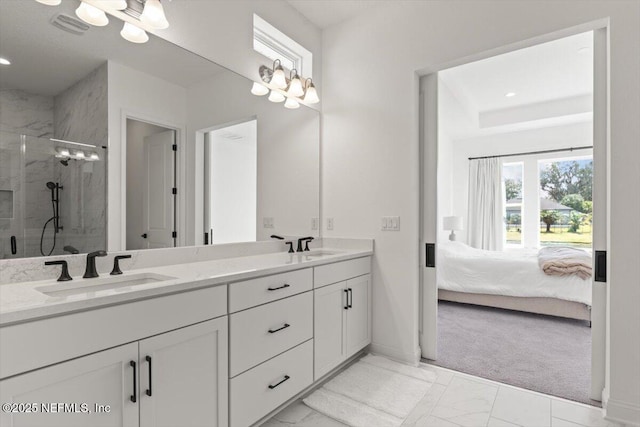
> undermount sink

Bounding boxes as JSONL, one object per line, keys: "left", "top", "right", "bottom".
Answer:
{"left": 303, "top": 250, "right": 343, "bottom": 258}
{"left": 36, "top": 273, "right": 177, "bottom": 298}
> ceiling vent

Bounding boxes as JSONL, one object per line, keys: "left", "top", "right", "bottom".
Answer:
{"left": 50, "top": 13, "right": 90, "bottom": 35}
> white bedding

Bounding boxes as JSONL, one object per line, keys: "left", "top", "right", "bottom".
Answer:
{"left": 437, "top": 242, "right": 592, "bottom": 305}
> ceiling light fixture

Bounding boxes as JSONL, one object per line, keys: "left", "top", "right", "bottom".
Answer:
{"left": 120, "top": 22, "right": 149, "bottom": 43}
{"left": 253, "top": 59, "right": 320, "bottom": 110}
{"left": 0, "top": 57, "right": 10, "bottom": 66}
{"left": 35, "top": 0, "right": 62, "bottom": 5}
{"left": 505, "top": 92, "right": 517, "bottom": 98}
{"left": 141, "top": 0, "right": 169, "bottom": 29}
{"left": 75, "top": 1, "right": 109, "bottom": 26}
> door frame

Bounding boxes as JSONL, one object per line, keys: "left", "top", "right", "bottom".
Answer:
{"left": 418, "top": 18, "right": 610, "bottom": 402}
{"left": 120, "top": 111, "right": 186, "bottom": 249}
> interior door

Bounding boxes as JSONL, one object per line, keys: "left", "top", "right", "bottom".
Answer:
{"left": 138, "top": 318, "right": 228, "bottom": 427}
{"left": 345, "top": 274, "right": 371, "bottom": 357}
{"left": 142, "top": 130, "right": 175, "bottom": 249}
{"left": 313, "top": 281, "right": 346, "bottom": 380}
{"left": 0, "top": 343, "right": 139, "bottom": 427}
{"left": 420, "top": 74, "right": 438, "bottom": 360}
{"left": 590, "top": 27, "right": 608, "bottom": 402}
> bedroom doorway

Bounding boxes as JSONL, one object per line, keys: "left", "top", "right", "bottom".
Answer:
{"left": 419, "top": 25, "right": 609, "bottom": 406}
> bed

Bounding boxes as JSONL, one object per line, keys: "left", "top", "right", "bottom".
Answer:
{"left": 437, "top": 241, "right": 592, "bottom": 321}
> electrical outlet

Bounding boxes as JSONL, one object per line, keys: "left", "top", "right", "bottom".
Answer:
{"left": 326, "top": 218, "right": 334, "bottom": 230}
{"left": 311, "top": 218, "right": 319, "bottom": 230}
{"left": 263, "top": 217, "right": 274, "bottom": 228}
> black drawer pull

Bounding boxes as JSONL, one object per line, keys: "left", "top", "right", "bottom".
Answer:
{"left": 145, "top": 356, "right": 152, "bottom": 397}
{"left": 130, "top": 361, "right": 137, "bottom": 403}
{"left": 268, "top": 323, "right": 290, "bottom": 333}
{"left": 344, "top": 289, "right": 349, "bottom": 310}
{"left": 267, "top": 284, "right": 290, "bottom": 291}
{"left": 268, "top": 375, "right": 290, "bottom": 389}
{"left": 348, "top": 288, "right": 353, "bottom": 308}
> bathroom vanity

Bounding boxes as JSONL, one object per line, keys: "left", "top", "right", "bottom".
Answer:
{"left": 0, "top": 246, "right": 372, "bottom": 427}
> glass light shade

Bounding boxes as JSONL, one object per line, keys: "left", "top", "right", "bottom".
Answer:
{"left": 36, "top": 0, "right": 62, "bottom": 5}
{"left": 287, "top": 75, "right": 304, "bottom": 97}
{"left": 251, "top": 82, "right": 269, "bottom": 96}
{"left": 121, "top": 22, "right": 149, "bottom": 43}
{"left": 88, "top": 152, "right": 100, "bottom": 161}
{"left": 0, "top": 57, "right": 10, "bottom": 65}
{"left": 271, "top": 66, "right": 287, "bottom": 89}
{"left": 303, "top": 83, "right": 320, "bottom": 104}
{"left": 97, "top": 0, "right": 127, "bottom": 10}
{"left": 56, "top": 147, "right": 70, "bottom": 157}
{"left": 268, "top": 90, "right": 285, "bottom": 103}
{"left": 141, "top": 0, "right": 169, "bottom": 29}
{"left": 74, "top": 150, "right": 86, "bottom": 159}
{"left": 284, "top": 97, "right": 300, "bottom": 109}
{"left": 76, "top": 2, "right": 109, "bottom": 26}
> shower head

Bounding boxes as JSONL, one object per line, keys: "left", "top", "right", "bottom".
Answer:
{"left": 60, "top": 159, "right": 69, "bottom": 166}
{"left": 46, "top": 181, "right": 56, "bottom": 190}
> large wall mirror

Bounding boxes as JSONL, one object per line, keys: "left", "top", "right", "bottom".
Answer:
{"left": 0, "top": 0, "right": 320, "bottom": 259}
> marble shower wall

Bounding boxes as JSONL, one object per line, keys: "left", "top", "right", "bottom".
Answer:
{"left": 53, "top": 63, "right": 108, "bottom": 255}
{"left": 0, "top": 89, "right": 54, "bottom": 138}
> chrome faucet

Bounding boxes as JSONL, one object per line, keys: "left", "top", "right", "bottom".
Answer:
{"left": 83, "top": 250, "right": 107, "bottom": 278}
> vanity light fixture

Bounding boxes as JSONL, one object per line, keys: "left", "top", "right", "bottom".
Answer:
{"left": 88, "top": 152, "right": 100, "bottom": 161}
{"left": 268, "top": 90, "right": 286, "bottom": 103}
{"left": 253, "top": 59, "right": 320, "bottom": 109}
{"left": 76, "top": 1, "right": 109, "bottom": 26}
{"left": 141, "top": 0, "right": 169, "bottom": 29}
{"left": 73, "top": 150, "right": 86, "bottom": 159}
{"left": 35, "top": 0, "right": 62, "bottom": 5}
{"left": 55, "top": 147, "right": 70, "bottom": 158}
{"left": 251, "top": 82, "right": 269, "bottom": 96}
{"left": 121, "top": 22, "right": 149, "bottom": 43}
{"left": 0, "top": 57, "right": 10, "bottom": 66}
{"left": 98, "top": 0, "right": 127, "bottom": 10}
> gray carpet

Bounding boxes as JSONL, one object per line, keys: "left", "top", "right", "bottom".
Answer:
{"left": 427, "top": 301, "right": 598, "bottom": 407}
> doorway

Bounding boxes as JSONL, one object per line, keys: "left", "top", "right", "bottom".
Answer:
{"left": 125, "top": 118, "right": 177, "bottom": 250}
{"left": 419, "top": 27, "right": 608, "bottom": 406}
{"left": 203, "top": 119, "right": 257, "bottom": 245}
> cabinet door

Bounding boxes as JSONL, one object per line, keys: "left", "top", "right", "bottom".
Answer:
{"left": 345, "top": 274, "right": 371, "bottom": 357}
{"left": 313, "top": 281, "right": 347, "bottom": 380}
{"left": 139, "top": 317, "right": 228, "bottom": 427}
{"left": 0, "top": 343, "right": 139, "bottom": 427}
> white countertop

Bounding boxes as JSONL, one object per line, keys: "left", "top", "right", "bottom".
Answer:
{"left": 0, "top": 248, "right": 372, "bottom": 326}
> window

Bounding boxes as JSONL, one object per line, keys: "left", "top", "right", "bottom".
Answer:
{"left": 253, "top": 14, "right": 313, "bottom": 77}
{"left": 503, "top": 162, "right": 524, "bottom": 246}
{"left": 538, "top": 157, "right": 593, "bottom": 248}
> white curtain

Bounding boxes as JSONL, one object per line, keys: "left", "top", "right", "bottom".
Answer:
{"left": 467, "top": 158, "right": 504, "bottom": 251}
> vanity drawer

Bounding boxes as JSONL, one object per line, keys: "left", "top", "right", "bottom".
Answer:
{"left": 314, "top": 256, "right": 371, "bottom": 288}
{"left": 230, "top": 340, "right": 313, "bottom": 427}
{"left": 229, "top": 292, "right": 312, "bottom": 377}
{"left": 228, "top": 268, "right": 312, "bottom": 313}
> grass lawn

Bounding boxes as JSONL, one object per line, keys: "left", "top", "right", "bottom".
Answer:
{"left": 506, "top": 224, "right": 592, "bottom": 247}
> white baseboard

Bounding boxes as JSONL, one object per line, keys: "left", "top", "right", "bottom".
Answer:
{"left": 605, "top": 397, "right": 640, "bottom": 427}
{"left": 369, "top": 342, "right": 420, "bottom": 366}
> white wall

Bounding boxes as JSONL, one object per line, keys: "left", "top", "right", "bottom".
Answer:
{"left": 125, "top": 119, "right": 170, "bottom": 250}
{"left": 450, "top": 122, "right": 593, "bottom": 247}
{"left": 322, "top": 2, "right": 639, "bottom": 423}
{"left": 107, "top": 61, "right": 187, "bottom": 252}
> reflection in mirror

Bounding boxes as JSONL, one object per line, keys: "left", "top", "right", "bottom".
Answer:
{"left": 0, "top": 0, "right": 319, "bottom": 258}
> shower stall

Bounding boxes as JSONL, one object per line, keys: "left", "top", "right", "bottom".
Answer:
{"left": 0, "top": 130, "right": 106, "bottom": 259}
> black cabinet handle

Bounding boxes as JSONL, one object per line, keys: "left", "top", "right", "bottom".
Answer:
{"left": 344, "top": 289, "right": 349, "bottom": 310}
{"left": 267, "top": 283, "right": 290, "bottom": 291}
{"left": 268, "top": 375, "right": 290, "bottom": 389}
{"left": 268, "top": 323, "right": 290, "bottom": 334}
{"left": 141, "top": 233, "right": 148, "bottom": 239}
{"left": 145, "top": 356, "right": 152, "bottom": 397}
{"left": 348, "top": 288, "right": 353, "bottom": 308}
{"left": 130, "top": 361, "right": 137, "bottom": 403}
{"left": 10, "top": 236, "right": 16, "bottom": 255}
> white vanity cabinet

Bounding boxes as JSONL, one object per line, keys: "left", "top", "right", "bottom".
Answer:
{"left": 313, "top": 258, "right": 371, "bottom": 380}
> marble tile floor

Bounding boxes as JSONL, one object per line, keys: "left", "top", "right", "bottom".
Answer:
{"left": 261, "top": 363, "right": 620, "bottom": 427}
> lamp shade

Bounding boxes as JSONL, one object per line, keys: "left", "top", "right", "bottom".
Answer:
{"left": 121, "top": 22, "right": 149, "bottom": 43}
{"left": 443, "top": 216, "right": 463, "bottom": 231}
{"left": 141, "top": 0, "right": 169, "bottom": 29}
{"left": 76, "top": 2, "right": 109, "bottom": 26}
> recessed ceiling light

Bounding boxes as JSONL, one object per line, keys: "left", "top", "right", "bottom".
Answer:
{"left": 0, "top": 57, "right": 10, "bottom": 65}
{"left": 505, "top": 92, "right": 516, "bottom": 98}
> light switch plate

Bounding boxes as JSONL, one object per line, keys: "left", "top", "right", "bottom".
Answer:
{"left": 263, "top": 217, "right": 274, "bottom": 228}
{"left": 381, "top": 216, "right": 400, "bottom": 231}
